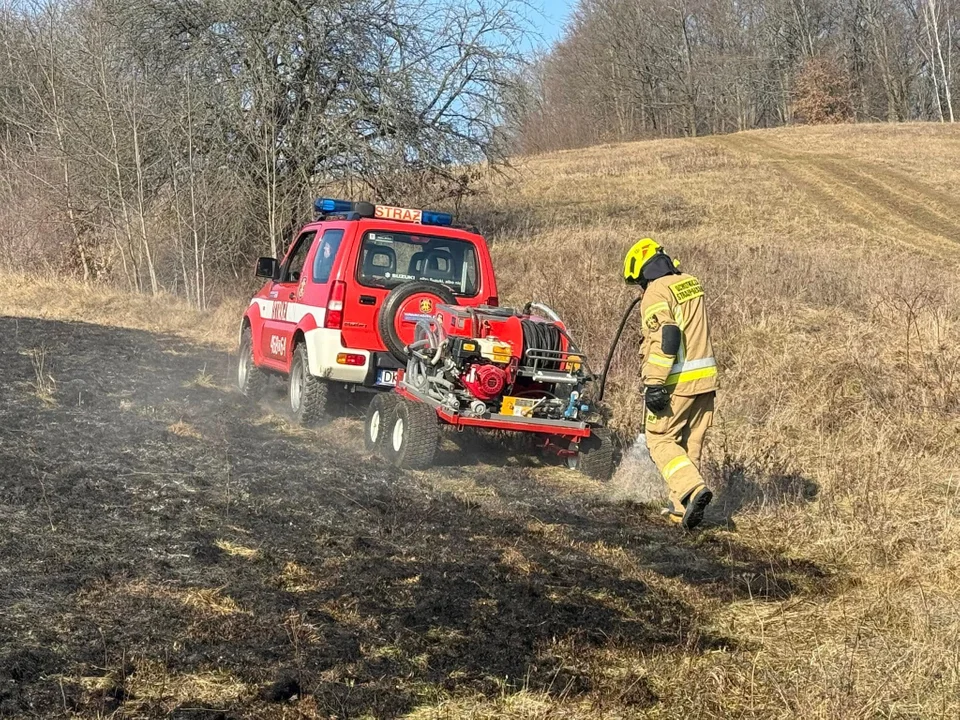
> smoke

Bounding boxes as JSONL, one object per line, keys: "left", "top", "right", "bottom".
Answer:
{"left": 607, "top": 433, "right": 666, "bottom": 504}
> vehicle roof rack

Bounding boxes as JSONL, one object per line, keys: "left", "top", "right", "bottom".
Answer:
{"left": 315, "top": 211, "right": 366, "bottom": 221}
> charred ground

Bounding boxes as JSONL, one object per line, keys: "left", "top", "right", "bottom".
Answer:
{"left": 7, "top": 124, "right": 958, "bottom": 719}
{"left": 0, "top": 315, "right": 828, "bottom": 718}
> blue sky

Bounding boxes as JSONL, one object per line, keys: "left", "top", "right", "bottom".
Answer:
{"left": 536, "top": 0, "right": 575, "bottom": 47}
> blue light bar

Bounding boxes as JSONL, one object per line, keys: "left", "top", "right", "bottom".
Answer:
{"left": 316, "top": 198, "right": 453, "bottom": 226}
{"left": 422, "top": 210, "right": 453, "bottom": 227}
{"left": 315, "top": 198, "right": 353, "bottom": 214}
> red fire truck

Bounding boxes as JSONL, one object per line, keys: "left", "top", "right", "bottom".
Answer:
{"left": 239, "top": 199, "right": 614, "bottom": 480}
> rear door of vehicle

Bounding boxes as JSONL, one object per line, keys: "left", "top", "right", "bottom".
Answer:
{"left": 260, "top": 229, "right": 316, "bottom": 371}
{"left": 341, "top": 226, "right": 484, "bottom": 349}
{"left": 340, "top": 229, "right": 394, "bottom": 354}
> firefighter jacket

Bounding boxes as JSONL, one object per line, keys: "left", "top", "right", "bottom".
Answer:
{"left": 639, "top": 272, "right": 718, "bottom": 397}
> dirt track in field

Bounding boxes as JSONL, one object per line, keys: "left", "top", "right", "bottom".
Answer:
{"left": 715, "top": 133, "right": 960, "bottom": 257}
{"left": 0, "top": 315, "right": 830, "bottom": 718}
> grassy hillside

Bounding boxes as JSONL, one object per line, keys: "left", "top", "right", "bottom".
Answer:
{"left": 464, "top": 122, "right": 960, "bottom": 717}
{"left": 2, "top": 123, "right": 959, "bottom": 718}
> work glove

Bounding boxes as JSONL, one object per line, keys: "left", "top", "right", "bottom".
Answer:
{"left": 644, "top": 385, "right": 671, "bottom": 413}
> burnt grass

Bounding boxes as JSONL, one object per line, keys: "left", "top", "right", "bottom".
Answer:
{"left": 0, "top": 316, "right": 830, "bottom": 718}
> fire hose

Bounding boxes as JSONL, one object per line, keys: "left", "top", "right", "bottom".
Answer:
{"left": 597, "top": 295, "right": 643, "bottom": 403}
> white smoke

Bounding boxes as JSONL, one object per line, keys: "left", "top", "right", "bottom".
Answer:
{"left": 608, "top": 433, "right": 667, "bottom": 504}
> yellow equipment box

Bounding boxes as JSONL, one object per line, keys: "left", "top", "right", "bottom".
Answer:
{"left": 500, "top": 396, "right": 537, "bottom": 418}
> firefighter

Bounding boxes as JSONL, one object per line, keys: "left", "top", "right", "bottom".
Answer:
{"left": 623, "top": 238, "right": 717, "bottom": 530}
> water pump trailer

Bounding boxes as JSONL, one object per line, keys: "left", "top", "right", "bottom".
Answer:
{"left": 364, "top": 300, "right": 614, "bottom": 480}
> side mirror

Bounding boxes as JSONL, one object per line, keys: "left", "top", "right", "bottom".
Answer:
{"left": 255, "top": 257, "right": 278, "bottom": 280}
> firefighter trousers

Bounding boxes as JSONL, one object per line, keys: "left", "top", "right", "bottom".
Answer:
{"left": 645, "top": 391, "right": 715, "bottom": 506}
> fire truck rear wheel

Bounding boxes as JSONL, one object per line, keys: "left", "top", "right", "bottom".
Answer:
{"left": 289, "top": 344, "right": 328, "bottom": 426}
{"left": 365, "top": 392, "right": 398, "bottom": 453}
{"left": 568, "top": 428, "right": 615, "bottom": 481}
{"left": 238, "top": 327, "right": 266, "bottom": 399}
{"left": 386, "top": 399, "right": 439, "bottom": 469}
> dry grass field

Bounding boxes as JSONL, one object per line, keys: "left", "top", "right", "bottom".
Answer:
{"left": 2, "top": 124, "right": 959, "bottom": 719}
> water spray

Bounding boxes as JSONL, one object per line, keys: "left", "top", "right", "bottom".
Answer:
{"left": 599, "top": 295, "right": 665, "bottom": 502}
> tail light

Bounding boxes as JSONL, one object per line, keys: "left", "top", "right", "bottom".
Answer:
{"left": 336, "top": 353, "right": 366, "bottom": 366}
{"left": 325, "top": 280, "right": 346, "bottom": 329}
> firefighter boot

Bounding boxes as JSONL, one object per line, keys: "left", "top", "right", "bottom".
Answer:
{"left": 660, "top": 484, "right": 713, "bottom": 530}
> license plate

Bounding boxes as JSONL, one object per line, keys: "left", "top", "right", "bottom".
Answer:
{"left": 376, "top": 369, "right": 398, "bottom": 387}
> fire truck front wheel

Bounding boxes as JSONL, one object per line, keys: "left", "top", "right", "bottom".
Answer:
{"left": 386, "top": 399, "right": 439, "bottom": 469}
{"left": 365, "top": 392, "right": 398, "bottom": 453}
{"left": 238, "top": 327, "right": 266, "bottom": 399}
{"left": 289, "top": 344, "right": 329, "bottom": 426}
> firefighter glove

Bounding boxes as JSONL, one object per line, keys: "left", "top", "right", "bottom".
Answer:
{"left": 644, "top": 385, "right": 671, "bottom": 413}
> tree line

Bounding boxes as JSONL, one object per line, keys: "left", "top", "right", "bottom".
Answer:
{"left": 511, "top": 0, "right": 959, "bottom": 153}
{"left": 0, "top": 0, "right": 528, "bottom": 303}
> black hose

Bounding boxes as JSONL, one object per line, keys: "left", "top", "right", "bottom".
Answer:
{"left": 598, "top": 295, "right": 642, "bottom": 402}
{"left": 521, "top": 319, "right": 561, "bottom": 370}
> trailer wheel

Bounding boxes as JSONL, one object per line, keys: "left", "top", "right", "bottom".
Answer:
{"left": 289, "top": 344, "right": 328, "bottom": 426}
{"left": 386, "top": 399, "right": 439, "bottom": 469}
{"left": 365, "top": 392, "right": 398, "bottom": 453}
{"left": 568, "top": 428, "right": 615, "bottom": 481}
{"left": 238, "top": 327, "right": 266, "bottom": 399}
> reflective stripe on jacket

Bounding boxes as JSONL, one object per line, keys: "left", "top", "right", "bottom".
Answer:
{"left": 639, "top": 272, "right": 718, "bottom": 397}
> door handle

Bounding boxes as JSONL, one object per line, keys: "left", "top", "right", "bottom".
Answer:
{"left": 359, "top": 295, "right": 377, "bottom": 306}
{"left": 288, "top": 292, "right": 295, "bottom": 300}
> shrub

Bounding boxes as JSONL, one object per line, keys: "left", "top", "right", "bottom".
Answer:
{"left": 793, "top": 57, "right": 855, "bottom": 125}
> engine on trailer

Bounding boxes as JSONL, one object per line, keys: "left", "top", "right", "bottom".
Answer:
{"left": 403, "top": 303, "right": 599, "bottom": 422}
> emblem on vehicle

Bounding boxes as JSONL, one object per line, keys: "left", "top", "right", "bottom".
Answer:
{"left": 297, "top": 276, "right": 307, "bottom": 299}
{"left": 419, "top": 298, "right": 434, "bottom": 314}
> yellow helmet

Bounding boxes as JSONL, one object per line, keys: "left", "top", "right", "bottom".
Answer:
{"left": 623, "top": 238, "right": 662, "bottom": 283}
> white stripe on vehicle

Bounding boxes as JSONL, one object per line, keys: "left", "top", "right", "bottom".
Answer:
{"left": 250, "top": 298, "right": 325, "bottom": 326}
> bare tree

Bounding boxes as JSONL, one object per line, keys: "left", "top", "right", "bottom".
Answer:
{"left": 511, "top": 0, "right": 960, "bottom": 151}
{"left": 0, "top": 0, "right": 533, "bottom": 296}
{"left": 922, "top": 0, "right": 955, "bottom": 121}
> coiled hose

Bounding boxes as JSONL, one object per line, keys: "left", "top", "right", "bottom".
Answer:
{"left": 521, "top": 320, "right": 562, "bottom": 370}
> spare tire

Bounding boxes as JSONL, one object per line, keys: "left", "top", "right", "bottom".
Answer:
{"left": 377, "top": 281, "right": 457, "bottom": 363}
